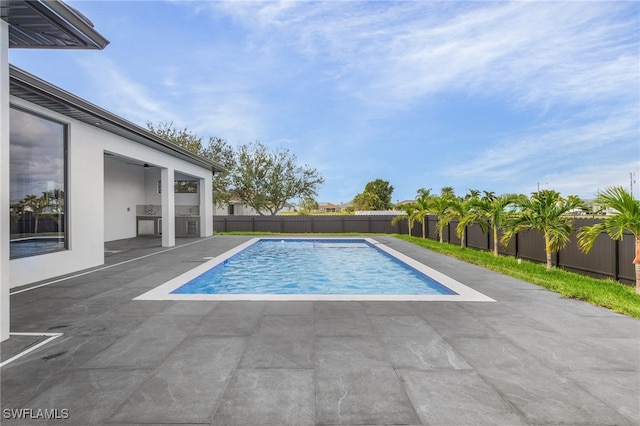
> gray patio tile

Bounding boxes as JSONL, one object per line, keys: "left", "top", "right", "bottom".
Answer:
{"left": 481, "top": 316, "right": 634, "bottom": 370}
{"left": 70, "top": 300, "right": 173, "bottom": 336}
{"left": 59, "top": 287, "right": 143, "bottom": 316}
{"left": 458, "top": 300, "right": 522, "bottom": 317}
{"left": 314, "top": 301, "right": 367, "bottom": 319}
{"left": 565, "top": 369, "right": 640, "bottom": 425}
{"left": 451, "top": 337, "right": 635, "bottom": 425}
{"left": 315, "top": 315, "right": 374, "bottom": 336}
{"left": 315, "top": 335, "right": 389, "bottom": 368}
{"left": 1, "top": 334, "right": 119, "bottom": 408}
{"left": 479, "top": 365, "right": 635, "bottom": 425}
{"left": 412, "top": 302, "right": 494, "bottom": 339}
{"left": 159, "top": 300, "right": 218, "bottom": 316}
{"left": 105, "top": 422, "right": 206, "bottom": 426}
{"left": 505, "top": 300, "right": 640, "bottom": 338}
{"left": 361, "top": 301, "right": 416, "bottom": 315}
{"left": 551, "top": 314, "right": 640, "bottom": 339}
{"left": 238, "top": 315, "right": 314, "bottom": 368}
{"left": 583, "top": 337, "right": 640, "bottom": 369}
{"left": 10, "top": 297, "right": 78, "bottom": 330}
{"left": 212, "top": 369, "right": 314, "bottom": 426}
{"left": 9, "top": 286, "right": 65, "bottom": 308}
{"left": 315, "top": 364, "right": 420, "bottom": 425}
{"left": 398, "top": 369, "right": 528, "bottom": 425}
{"left": 192, "top": 301, "right": 264, "bottom": 336}
{"left": 4, "top": 369, "right": 151, "bottom": 425}
{"left": 109, "top": 336, "right": 245, "bottom": 424}
{"left": 370, "top": 315, "right": 471, "bottom": 370}
{"left": 3, "top": 235, "right": 638, "bottom": 426}
{"left": 81, "top": 314, "right": 201, "bottom": 369}
{"left": 69, "top": 311, "right": 152, "bottom": 337}
{"left": 0, "top": 334, "right": 48, "bottom": 362}
{"left": 314, "top": 335, "right": 420, "bottom": 425}
{"left": 263, "top": 301, "right": 314, "bottom": 315}
{"left": 122, "top": 271, "right": 179, "bottom": 288}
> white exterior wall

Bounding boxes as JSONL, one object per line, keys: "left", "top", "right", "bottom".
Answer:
{"left": 1, "top": 21, "right": 9, "bottom": 341}
{"left": 104, "top": 156, "right": 145, "bottom": 241}
{"left": 9, "top": 97, "right": 105, "bottom": 288}
{"left": 8, "top": 96, "right": 214, "bottom": 288}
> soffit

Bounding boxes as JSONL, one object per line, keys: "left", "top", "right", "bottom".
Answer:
{"left": 0, "top": 0, "right": 109, "bottom": 49}
{"left": 10, "top": 65, "right": 226, "bottom": 173}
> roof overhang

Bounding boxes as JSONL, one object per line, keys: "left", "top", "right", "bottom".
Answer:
{"left": 0, "top": 0, "right": 109, "bottom": 49}
{"left": 10, "top": 65, "right": 226, "bottom": 174}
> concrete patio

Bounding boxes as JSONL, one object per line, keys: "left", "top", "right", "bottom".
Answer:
{"left": 1, "top": 235, "right": 638, "bottom": 425}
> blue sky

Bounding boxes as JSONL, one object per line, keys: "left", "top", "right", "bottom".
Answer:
{"left": 9, "top": 1, "right": 639, "bottom": 204}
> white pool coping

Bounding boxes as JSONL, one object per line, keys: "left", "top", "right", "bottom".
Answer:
{"left": 134, "top": 237, "right": 495, "bottom": 302}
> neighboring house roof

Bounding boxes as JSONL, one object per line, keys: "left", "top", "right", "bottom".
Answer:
{"left": 1, "top": 0, "right": 109, "bottom": 49}
{"left": 9, "top": 65, "right": 226, "bottom": 174}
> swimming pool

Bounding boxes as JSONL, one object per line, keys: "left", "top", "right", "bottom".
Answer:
{"left": 10, "top": 237, "right": 65, "bottom": 258}
{"left": 135, "top": 237, "right": 494, "bottom": 302}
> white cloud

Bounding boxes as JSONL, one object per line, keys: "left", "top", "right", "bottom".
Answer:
{"left": 449, "top": 110, "right": 639, "bottom": 198}
{"left": 77, "top": 56, "right": 177, "bottom": 126}
{"left": 193, "top": 1, "right": 637, "bottom": 113}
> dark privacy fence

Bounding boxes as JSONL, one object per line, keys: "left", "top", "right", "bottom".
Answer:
{"left": 213, "top": 215, "right": 635, "bottom": 285}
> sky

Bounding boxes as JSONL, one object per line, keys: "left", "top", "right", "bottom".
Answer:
{"left": 9, "top": 0, "right": 640, "bottom": 204}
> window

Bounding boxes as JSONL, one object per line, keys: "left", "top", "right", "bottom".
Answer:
{"left": 157, "top": 180, "right": 198, "bottom": 193}
{"left": 174, "top": 180, "right": 198, "bottom": 193}
{"left": 9, "top": 108, "right": 67, "bottom": 258}
{"left": 228, "top": 204, "right": 235, "bottom": 215}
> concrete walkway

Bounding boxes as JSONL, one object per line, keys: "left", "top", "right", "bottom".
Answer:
{"left": 1, "top": 235, "right": 638, "bottom": 425}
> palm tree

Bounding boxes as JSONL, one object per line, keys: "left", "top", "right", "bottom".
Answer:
{"left": 21, "top": 194, "right": 49, "bottom": 235}
{"left": 414, "top": 188, "right": 432, "bottom": 239}
{"left": 470, "top": 192, "right": 522, "bottom": 257}
{"left": 392, "top": 203, "right": 417, "bottom": 236}
{"left": 502, "top": 189, "right": 584, "bottom": 270}
{"left": 448, "top": 189, "right": 481, "bottom": 248}
{"left": 431, "top": 187, "right": 457, "bottom": 243}
{"left": 577, "top": 186, "right": 640, "bottom": 294}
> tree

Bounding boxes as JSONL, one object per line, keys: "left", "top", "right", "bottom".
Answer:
{"left": 448, "top": 189, "right": 481, "bottom": 248}
{"left": 352, "top": 191, "right": 381, "bottom": 211}
{"left": 148, "top": 123, "right": 324, "bottom": 215}
{"left": 414, "top": 188, "right": 433, "bottom": 239}
{"left": 21, "top": 194, "right": 49, "bottom": 234}
{"left": 353, "top": 179, "right": 394, "bottom": 210}
{"left": 202, "top": 136, "right": 236, "bottom": 207}
{"left": 577, "top": 186, "right": 640, "bottom": 294}
{"left": 469, "top": 192, "right": 522, "bottom": 257}
{"left": 232, "top": 141, "right": 324, "bottom": 215}
{"left": 502, "top": 189, "right": 584, "bottom": 270}
{"left": 299, "top": 198, "right": 319, "bottom": 215}
{"left": 392, "top": 203, "right": 417, "bottom": 235}
{"left": 147, "top": 121, "right": 204, "bottom": 155}
{"left": 431, "top": 187, "right": 457, "bottom": 243}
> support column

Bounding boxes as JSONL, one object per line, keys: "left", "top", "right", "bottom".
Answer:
{"left": 1, "top": 21, "right": 10, "bottom": 341}
{"left": 199, "top": 174, "right": 213, "bottom": 237}
{"left": 161, "top": 167, "right": 175, "bottom": 247}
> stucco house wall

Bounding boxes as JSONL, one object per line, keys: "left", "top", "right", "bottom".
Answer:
{"left": 8, "top": 94, "right": 216, "bottom": 288}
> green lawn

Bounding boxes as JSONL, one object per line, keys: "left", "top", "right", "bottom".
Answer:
{"left": 395, "top": 234, "right": 640, "bottom": 319}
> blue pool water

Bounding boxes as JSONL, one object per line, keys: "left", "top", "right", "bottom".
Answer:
{"left": 171, "top": 239, "right": 457, "bottom": 295}
{"left": 10, "top": 237, "right": 65, "bottom": 258}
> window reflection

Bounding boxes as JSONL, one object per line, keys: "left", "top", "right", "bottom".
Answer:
{"left": 9, "top": 108, "right": 67, "bottom": 258}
